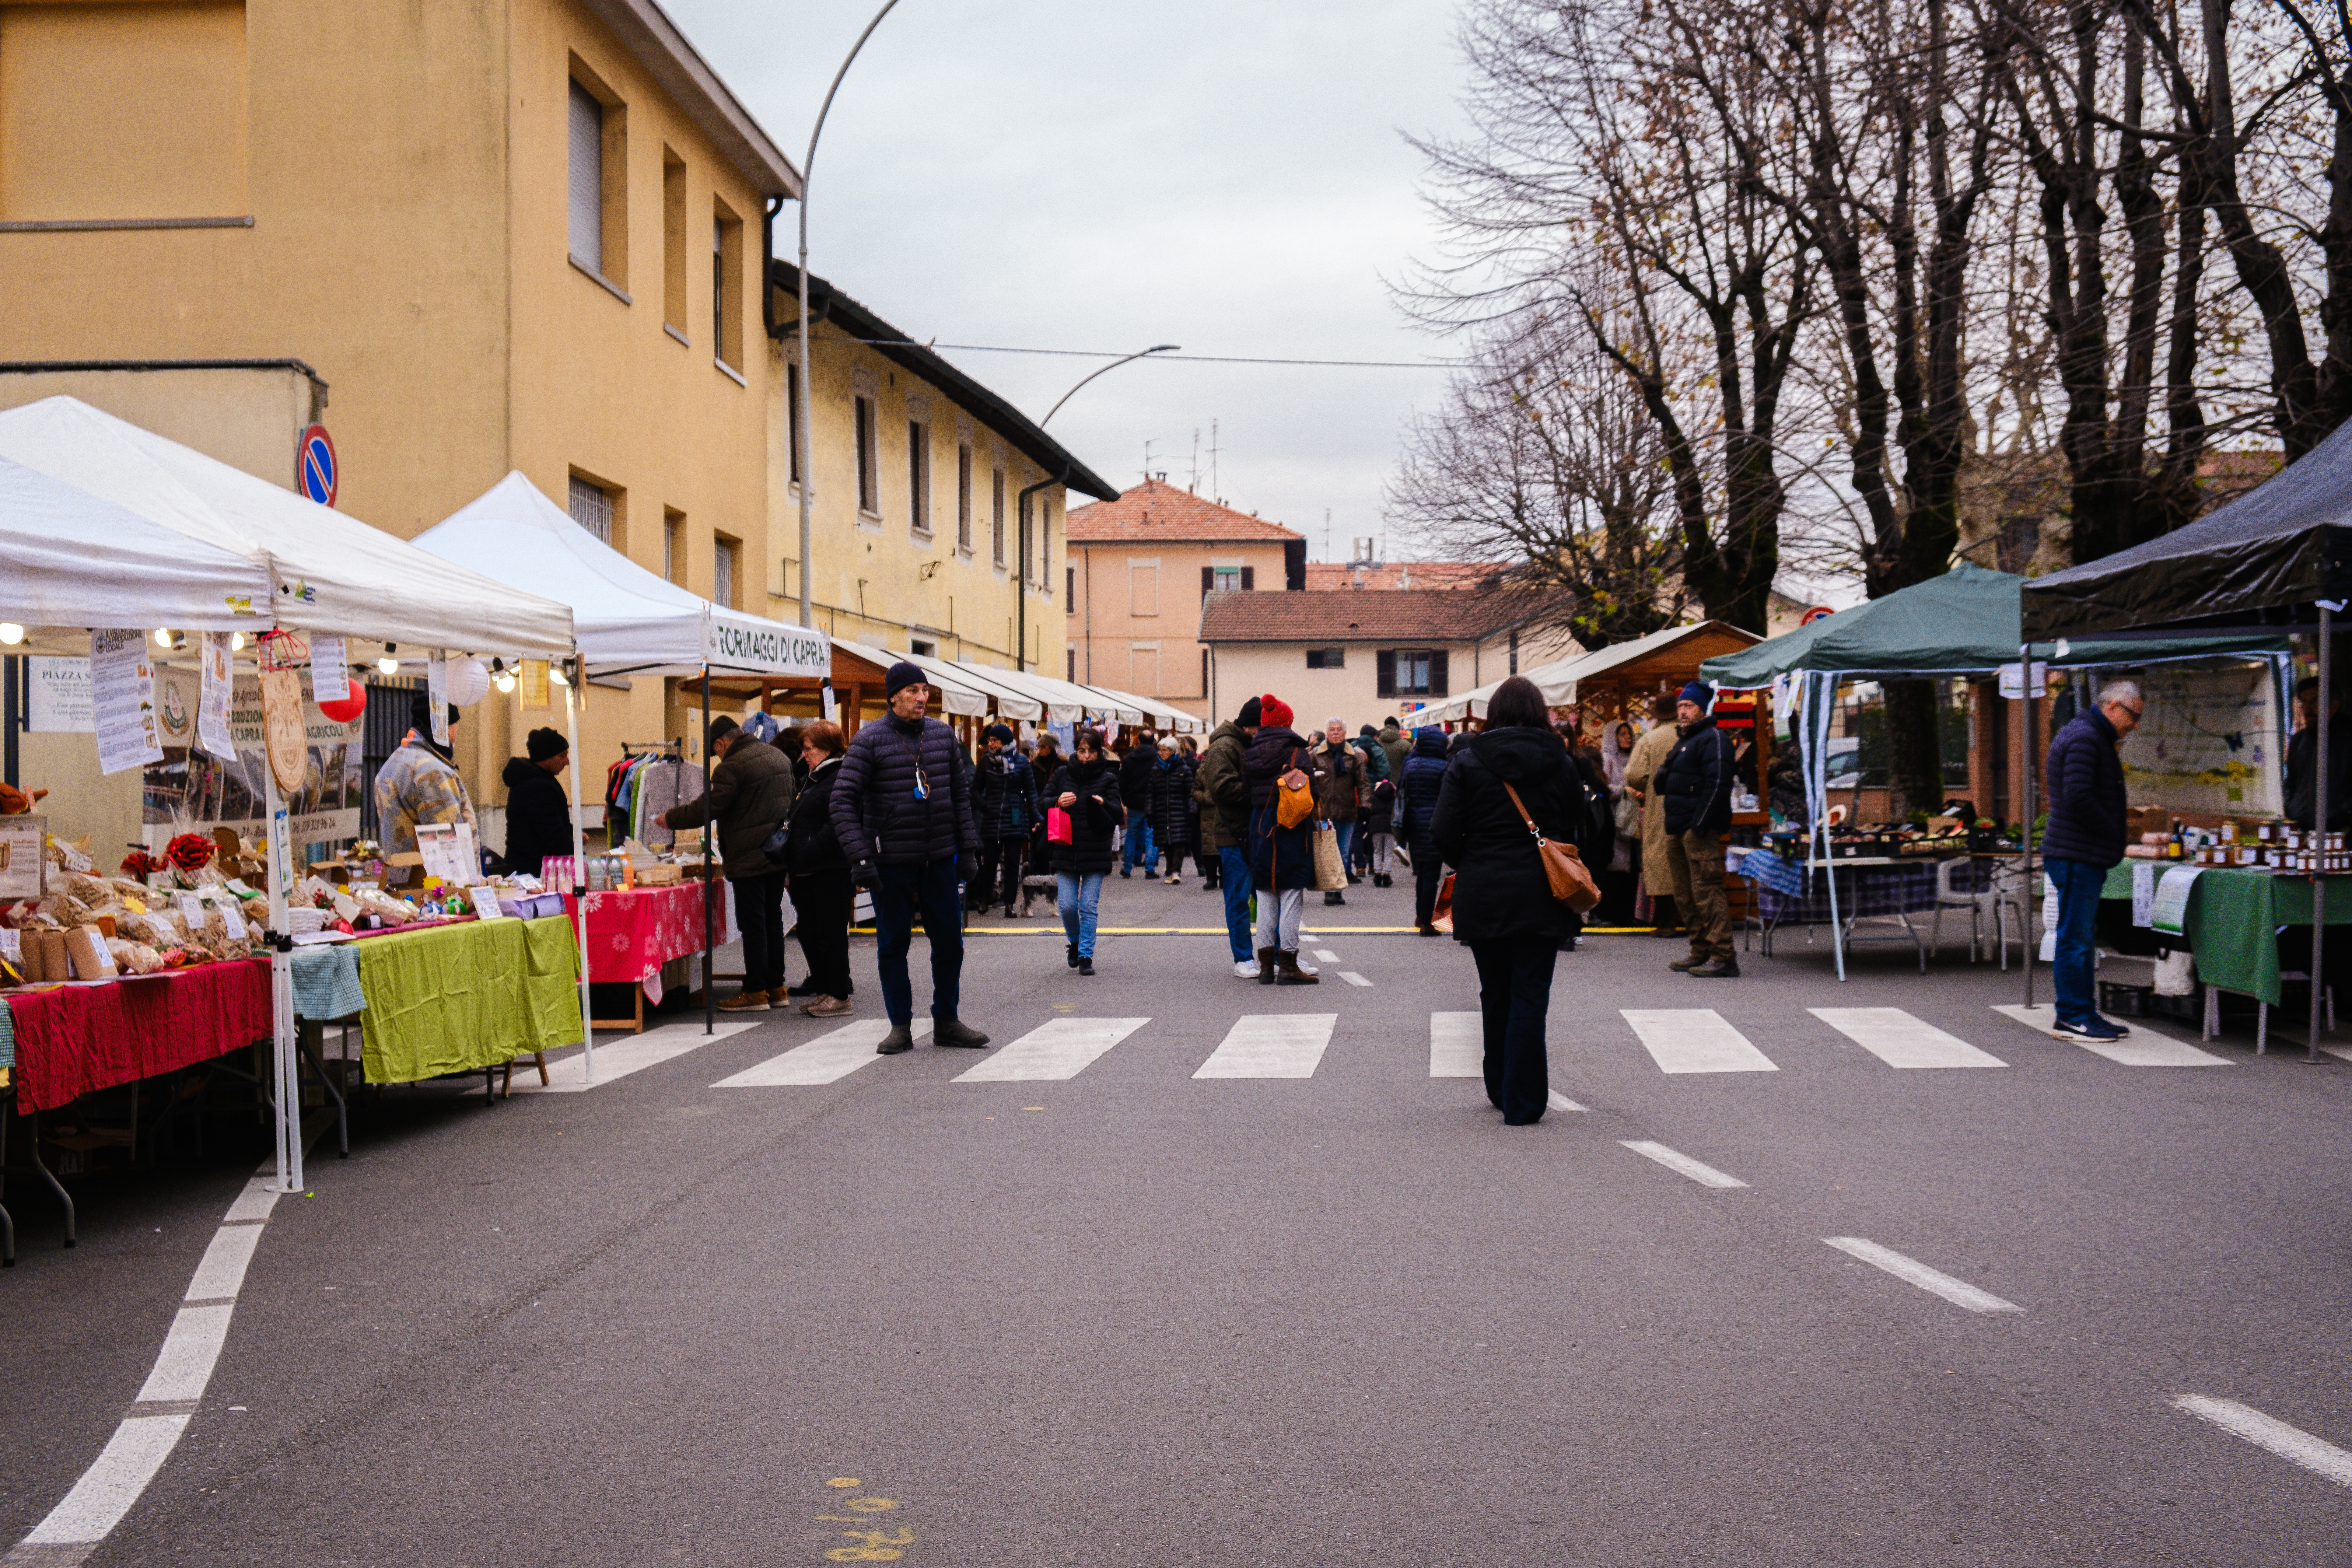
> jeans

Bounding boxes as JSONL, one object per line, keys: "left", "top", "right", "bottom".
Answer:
{"left": 732, "top": 870, "right": 787, "bottom": 993}
{"left": 789, "top": 867, "right": 854, "bottom": 1000}
{"left": 1219, "top": 845, "right": 1255, "bottom": 961}
{"left": 872, "top": 855, "right": 965, "bottom": 1026}
{"left": 1254, "top": 886, "right": 1304, "bottom": 953}
{"left": 1058, "top": 871, "right": 1105, "bottom": 957}
{"left": 1122, "top": 820, "right": 1156, "bottom": 873}
{"left": 1470, "top": 937, "right": 1559, "bottom": 1123}
{"left": 1332, "top": 820, "right": 1356, "bottom": 873}
{"left": 2047, "top": 856, "right": 2104, "bottom": 1027}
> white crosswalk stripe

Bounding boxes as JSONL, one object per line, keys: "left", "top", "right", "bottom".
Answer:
{"left": 1811, "top": 1007, "right": 2006, "bottom": 1069}
{"left": 1621, "top": 1009, "right": 1778, "bottom": 1073}
{"left": 1194, "top": 1013, "right": 1338, "bottom": 1078}
{"left": 953, "top": 1017, "right": 1149, "bottom": 1082}
{"left": 1991, "top": 1004, "right": 2231, "bottom": 1066}
{"left": 1430, "top": 1012, "right": 1482, "bottom": 1077}
{"left": 713, "top": 1020, "right": 931, "bottom": 1087}
{"left": 514, "top": 1020, "right": 761, "bottom": 1093}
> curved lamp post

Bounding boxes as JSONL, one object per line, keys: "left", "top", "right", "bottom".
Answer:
{"left": 1026, "top": 344, "right": 1175, "bottom": 676}
{"left": 1041, "top": 343, "right": 1180, "bottom": 427}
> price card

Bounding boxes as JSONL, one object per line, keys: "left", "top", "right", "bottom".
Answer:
{"left": 309, "top": 635, "right": 348, "bottom": 704}
{"left": 2131, "top": 862, "right": 2156, "bottom": 928}
{"left": 219, "top": 902, "right": 248, "bottom": 940}
{"left": 467, "top": 885, "right": 505, "bottom": 920}
{"left": 2151, "top": 866, "right": 2203, "bottom": 936}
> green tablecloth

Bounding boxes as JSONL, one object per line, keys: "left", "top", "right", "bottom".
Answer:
{"left": 2098, "top": 863, "right": 2352, "bottom": 1005}
{"left": 356, "top": 916, "right": 582, "bottom": 1085}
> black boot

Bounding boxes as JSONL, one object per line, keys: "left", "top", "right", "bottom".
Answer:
{"left": 1256, "top": 947, "right": 1279, "bottom": 985}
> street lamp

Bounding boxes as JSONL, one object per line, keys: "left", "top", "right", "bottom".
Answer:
{"left": 796, "top": 0, "right": 909, "bottom": 631}
{"left": 1041, "top": 344, "right": 1180, "bottom": 427}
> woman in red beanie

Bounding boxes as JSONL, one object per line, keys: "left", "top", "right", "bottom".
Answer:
{"left": 1241, "top": 694, "right": 1320, "bottom": 984}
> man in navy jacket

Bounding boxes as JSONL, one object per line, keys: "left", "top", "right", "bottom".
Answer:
{"left": 2043, "top": 680, "right": 2140, "bottom": 1040}
{"left": 831, "top": 662, "right": 990, "bottom": 1056}
{"left": 1658, "top": 682, "right": 1740, "bottom": 978}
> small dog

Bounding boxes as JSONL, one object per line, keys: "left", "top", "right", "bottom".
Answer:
{"left": 1019, "top": 873, "right": 1059, "bottom": 918}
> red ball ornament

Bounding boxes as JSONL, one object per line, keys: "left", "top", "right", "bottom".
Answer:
{"left": 316, "top": 690, "right": 369, "bottom": 724}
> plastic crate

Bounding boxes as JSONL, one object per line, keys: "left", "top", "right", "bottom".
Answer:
{"left": 2098, "top": 980, "right": 2155, "bottom": 1017}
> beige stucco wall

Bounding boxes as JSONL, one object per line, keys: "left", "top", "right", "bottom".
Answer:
{"left": 1071, "top": 541, "right": 1293, "bottom": 717}
{"left": 1209, "top": 628, "right": 1576, "bottom": 728}
{"left": 0, "top": 365, "right": 322, "bottom": 486}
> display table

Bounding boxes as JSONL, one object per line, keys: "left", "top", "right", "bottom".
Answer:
{"left": 1731, "top": 852, "right": 1986, "bottom": 972}
{"left": 354, "top": 915, "right": 581, "bottom": 1086}
{"left": 2, "top": 958, "right": 270, "bottom": 1112}
{"left": 2098, "top": 863, "right": 2352, "bottom": 1006}
{"left": 564, "top": 882, "right": 729, "bottom": 1032}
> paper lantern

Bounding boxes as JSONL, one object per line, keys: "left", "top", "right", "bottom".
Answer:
{"left": 446, "top": 657, "right": 491, "bottom": 706}
{"left": 317, "top": 690, "right": 369, "bottom": 724}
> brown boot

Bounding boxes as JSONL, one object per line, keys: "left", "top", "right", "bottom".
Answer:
{"left": 718, "top": 989, "right": 770, "bottom": 1011}
{"left": 1256, "top": 947, "right": 1280, "bottom": 985}
{"left": 1274, "top": 950, "right": 1319, "bottom": 985}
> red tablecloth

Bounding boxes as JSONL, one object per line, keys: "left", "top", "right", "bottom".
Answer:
{"left": 564, "top": 882, "right": 730, "bottom": 984}
{"left": 5, "top": 957, "right": 272, "bottom": 1112}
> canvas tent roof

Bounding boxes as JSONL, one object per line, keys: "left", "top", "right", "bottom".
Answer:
{"left": 1417, "top": 621, "right": 1756, "bottom": 726}
{"left": 953, "top": 662, "right": 1124, "bottom": 726}
{"left": 1703, "top": 564, "right": 2276, "bottom": 688}
{"left": 2021, "top": 421, "right": 2352, "bottom": 639}
{"left": 0, "top": 457, "right": 277, "bottom": 632}
{"left": 414, "top": 472, "right": 825, "bottom": 678}
{"left": 1076, "top": 680, "right": 1199, "bottom": 732}
{"left": 0, "top": 398, "right": 574, "bottom": 657}
{"left": 836, "top": 642, "right": 997, "bottom": 719}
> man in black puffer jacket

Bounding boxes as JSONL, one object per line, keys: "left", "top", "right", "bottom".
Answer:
{"left": 830, "top": 662, "right": 989, "bottom": 1056}
{"left": 1656, "top": 681, "right": 1739, "bottom": 978}
{"left": 2043, "top": 680, "right": 2141, "bottom": 1041}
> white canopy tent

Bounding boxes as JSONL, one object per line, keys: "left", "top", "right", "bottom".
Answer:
{"left": 953, "top": 662, "right": 1089, "bottom": 726}
{"left": 906, "top": 657, "right": 1043, "bottom": 723}
{"left": 0, "top": 399, "right": 573, "bottom": 658}
{"left": 1078, "top": 681, "right": 1201, "bottom": 733}
{"left": 0, "top": 457, "right": 276, "bottom": 632}
{"left": 836, "top": 642, "right": 998, "bottom": 719}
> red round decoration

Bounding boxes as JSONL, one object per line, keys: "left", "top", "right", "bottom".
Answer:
{"left": 316, "top": 691, "right": 369, "bottom": 723}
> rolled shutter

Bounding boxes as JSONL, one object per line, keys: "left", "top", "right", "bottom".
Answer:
{"left": 1240, "top": 566, "right": 1255, "bottom": 590}
{"left": 1376, "top": 649, "right": 1395, "bottom": 698}
{"left": 1429, "top": 650, "right": 1450, "bottom": 697}
{"left": 1202, "top": 566, "right": 1214, "bottom": 598}
{"left": 568, "top": 82, "right": 602, "bottom": 272}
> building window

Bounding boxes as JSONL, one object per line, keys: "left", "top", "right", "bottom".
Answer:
{"left": 567, "top": 70, "right": 625, "bottom": 287}
{"left": 991, "top": 463, "right": 1006, "bottom": 565}
{"left": 957, "top": 442, "right": 973, "bottom": 550}
{"left": 663, "top": 508, "right": 684, "bottom": 583}
{"left": 1376, "top": 648, "right": 1448, "bottom": 698}
{"left": 854, "top": 395, "right": 879, "bottom": 516}
{"left": 786, "top": 367, "right": 802, "bottom": 484}
{"left": 1306, "top": 647, "right": 1345, "bottom": 670}
{"left": 569, "top": 475, "right": 614, "bottom": 544}
{"left": 1066, "top": 565, "right": 1076, "bottom": 611}
{"left": 713, "top": 533, "right": 739, "bottom": 609}
{"left": 712, "top": 203, "right": 743, "bottom": 374}
{"left": 661, "top": 149, "right": 688, "bottom": 334}
{"left": 1069, "top": 649, "right": 1078, "bottom": 681}
{"left": 911, "top": 638, "right": 936, "bottom": 657}
{"left": 1130, "top": 562, "right": 1159, "bottom": 616}
{"left": 1200, "top": 565, "right": 1251, "bottom": 597}
{"left": 908, "top": 419, "right": 932, "bottom": 534}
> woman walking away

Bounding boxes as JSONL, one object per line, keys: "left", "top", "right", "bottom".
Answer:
{"left": 786, "top": 722, "right": 856, "bottom": 1015}
{"left": 1402, "top": 726, "right": 1451, "bottom": 935}
{"left": 1150, "top": 736, "right": 1198, "bottom": 883}
{"left": 1243, "top": 695, "right": 1320, "bottom": 984}
{"left": 1047, "top": 727, "right": 1123, "bottom": 976}
{"left": 1431, "top": 676, "right": 1584, "bottom": 1125}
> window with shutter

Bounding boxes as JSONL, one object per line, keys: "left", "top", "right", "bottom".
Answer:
{"left": 1201, "top": 565, "right": 1214, "bottom": 599}
{"left": 713, "top": 535, "right": 737, "bottom": 608}
{"left": 854, "top": 396, "right": 878, "bottom": 514}
{"left": 568, "top": 475, "right": 613, "bottom": 544}
{"left": 957, "top": 443, "right": 973, "bottom": 549}
{"left": 568, "top": 82, "right": 602, "bottom": 273}
{"left": 1429, "top": 649, "right": 1450, "bottom": 696}
{"left": 907, "top": 420, "right": 931, "bottom": 533}
{"left": 1240, "top": 565, "right": 1255, "bottom": 590}
{"left": 1376, "top": 649, "right": 1396, "bottom": 698}
{"left": 992, "top": 466, "right": 1006, "bottom": 563}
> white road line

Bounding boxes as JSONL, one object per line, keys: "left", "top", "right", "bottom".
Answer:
{"left": 1822, "top": 1237, "right": 2022, "bottom": 1313}
{"left": 952, "top": 1017, "right": 1148, "bottom": 1082}
{"left": 2171, "top": 1396, "right": 2352, "bottom": 1488}
{"left": 1811, "top": 1007, "right": 2006, "bottom": 1069}
{"left": 1194, "top": 1013, "right": 1339, "bottom": 1078}
{"left": 221, "top": 1178, "right": 280, "bottom": 1224}
{"left": 1313, "top": 949, "right": 1341, "bottom": 963}
{"left": 184, "top": 1224, "right": 264, "bottom": 1302}
{"left": 514, "top": 1020, "right": 761, "bottom": 1092}
{"left": 134, "top": 1305, "right": 234, "bottom": 1404}
{"left": 1430, "top": 1013, "right": 1482, "bottom": 1078}
{"left": 713, "top": 1020, "right": 931, "bottom": 1087}
{"left": 2324, "top": 1046, "right": 2352, "bottom": 1066}
{"left": 1338, "top": 971, "right": 1373, "bottom": 987}
{"left": 1991, "top": 1005, "right": 2231, "bottom": 1066}
{"left": 1621, "top": 1009, "right": 1779, "bottom": 1073}
{"left": 1620, "top": 1140, "right": 1748, "bottom": 1188}
{"left": 15, "top": 1413, "right": 191, "bottom": 1551}
{"left": 1548, "top": 1090, "right": 1588, "bottom": 1113}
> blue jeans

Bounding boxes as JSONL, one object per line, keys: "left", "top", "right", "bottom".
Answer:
{"left": 872, "top": 855, "right": 965, "bottom": 1026}
{"left": 1058, "top": 871, "right": 1105, "bottom": 957}
{"left": 1122, "top": 821, "right": 1155, "bottom": 873}
{"left": 1219, "top": 845, "right": 1255, "bottom": 961}
{"left": 1332, "top": 820, "right": 1356, "bottom": 871}
{"left": 2047, "top": 857, "right": 2103, "bottom": 1027}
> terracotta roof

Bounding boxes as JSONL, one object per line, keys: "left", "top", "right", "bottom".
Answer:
{"left": 1303, "top": 561, "right": 1501, "bottom": 592}
{"left": 1197, "top": 588, "right": 1532, "bottom": 643}
{"left": 1066, "top": 479, "right": 1304, "bottom": 542}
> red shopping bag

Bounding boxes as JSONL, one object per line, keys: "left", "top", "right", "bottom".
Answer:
{"left": 1047, "top": 805, "right": 1074, "bottom": 845}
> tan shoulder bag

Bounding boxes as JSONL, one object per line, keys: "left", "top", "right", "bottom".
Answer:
{"left": 1503, "top": 781, "right": 1603, "bottom": 913}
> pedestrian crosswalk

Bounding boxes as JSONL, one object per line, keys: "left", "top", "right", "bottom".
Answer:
{"left": 702, "top": 1002, "right": 2234, "bottom": 1090}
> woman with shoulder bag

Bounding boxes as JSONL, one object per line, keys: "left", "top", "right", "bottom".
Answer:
{"left": 1430, "top": 675, "right": 1589, "bottom": 1124}
{"left": 1046, "top": 727, "right": 1123, "bottom": 976}
{"left": 1242, "top": 695, "right": 1320, "bottom": 985}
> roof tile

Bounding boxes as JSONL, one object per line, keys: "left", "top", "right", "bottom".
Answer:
{"left": 1066, "top": 479, "right": 1304, "bottom": 542}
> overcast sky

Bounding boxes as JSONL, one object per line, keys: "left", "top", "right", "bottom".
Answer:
{"left": 666, "top": 0, "right": 1472, "bottom": 562}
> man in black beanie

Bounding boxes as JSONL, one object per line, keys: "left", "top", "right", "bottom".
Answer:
{"left": 830, "top": 661, "right": 989, "bottom": 1054}
{"left": 500, "top": 725, "right": 573, "bottom": 875}
{"left": 1196, "top": 695, "right": 1262, "bottom": 977}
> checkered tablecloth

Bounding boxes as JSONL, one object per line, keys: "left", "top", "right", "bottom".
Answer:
{"left": 1755, "top": 859, "right": 1982, "bottom": 926}
{"left": 289, "top": 943, "right": 367, "bottom": 1021}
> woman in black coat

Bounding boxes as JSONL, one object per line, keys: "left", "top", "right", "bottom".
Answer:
{"left": 1242, "top": 698, "right": 1320, "bottom": 985}
{"left": 1149, "top": 739, "right": 1199, "bottom": 884}
{"left": 785, "top": 722, "right": 855, "bottom": 1013}
{"left": 500, "top": 727, "right": 574, "bottom": 874}
{"left": 1046, "top": 728, "right": 1123, "bottom": 975}
{"left": 1430, "top": 676, "right": 1585, "bottom": 1125}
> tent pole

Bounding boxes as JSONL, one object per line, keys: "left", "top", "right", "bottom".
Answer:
{"left": 703, "top": 664, "right": 715, "bottom": 1036}
{"left": 2021, "top": 642, "right": 2036, "bottom": 1009}
{"left": 2313, "top": 607, "right": 2331, "bottom": 1062}
{"left": 262, "top": 753, "right": 302, "bottom": 1194}
{"left": 564, "top": 673, "right": 592, "bottom": 1082}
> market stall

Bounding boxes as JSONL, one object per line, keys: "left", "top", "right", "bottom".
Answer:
{"left": 0, "top": 398, "right": 579, "bottom": 1195}
{"left": 1417, "top": 620, "right": 1761, "bottom": 729}
{"left": 564, "top": 879, "right": 734, "bottom": 1032}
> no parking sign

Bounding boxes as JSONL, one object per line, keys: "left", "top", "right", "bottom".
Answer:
{"left": 297, "top": 423, "right": 338, "bottom": 507}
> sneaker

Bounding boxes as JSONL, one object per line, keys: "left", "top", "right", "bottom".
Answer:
{"left": 1079, "top": 957, "right": 1096, "bottom": 976}
{"left": 1689, "top": 958, "right": 1741, "bottom": 978}
{"left": 935, "top": 1017, "right": 991, "bottom": 1048}
{"left": 876, "top": 1026, "right": 914, "bottom": 1055}
{"left": 1668, "top": 956, "right": 1704, "bottom": 972}
{"left": 718, "top": 989, "right": 770, "bottom": 1011}
{"left": 1165, "top": 874, "right": 1182, "bottom": 885}
{"left": 1234, "top": 957, "right": 1262, "bottom": 979}
{"left": 2052, "top": 1016, "right": 2127, "bottom": 1041}
{"left": 804, "top": 995, "right": 853, "bottom": 1017}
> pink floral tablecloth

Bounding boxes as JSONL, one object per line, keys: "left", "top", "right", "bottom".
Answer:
{"left": 563, "top": 883, "right": 730, "bottom": 984}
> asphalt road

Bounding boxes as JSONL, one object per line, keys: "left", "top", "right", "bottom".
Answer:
{"left": 5, "top": 869, "right": 2350, "bottom": 1566}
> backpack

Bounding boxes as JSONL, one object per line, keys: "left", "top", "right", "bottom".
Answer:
{"left": 1275, "top": 748, "right": 1317, "bottom": 829}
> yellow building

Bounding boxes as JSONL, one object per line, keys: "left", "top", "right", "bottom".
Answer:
{"left": 0, "top": 0, "right": 1109, "bottom": 851}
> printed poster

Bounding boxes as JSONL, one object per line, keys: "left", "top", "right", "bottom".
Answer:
{"left": 140, "top": 664, "right": 364, "bottom": 847}
{"left": 310, "top": 635, "right": 349, "bottom": 705}
{"left": 90, "top": 629, "right": 163, "bottom": 775}
{"left": 25, "top": 656, "right": 92, "bottom": 732}
{"left": 427, "top": 653, "right": 449, "bottom": 744}
{"left": 197, "top": 633, "right": 235, "bottom": 759}
{"left": 2151, "top": 866, "right": 2203, "bottom": 937}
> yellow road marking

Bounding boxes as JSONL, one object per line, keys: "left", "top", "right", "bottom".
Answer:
{"left": 826, "top": 1477, "right": 861, "bottom": 1489}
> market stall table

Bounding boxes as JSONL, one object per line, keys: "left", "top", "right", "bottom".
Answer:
{"left": 349, "top": 916, "right": 582, "bottom": 1091}
{"left": 565, "top": 882, "right": 733, "bottom": 1032}
{"left": 2098, "top": 863, "right": 2352, "bottom": 1045}
{"left": 1732, "top": 851, "right": 1990, "bottom": 971}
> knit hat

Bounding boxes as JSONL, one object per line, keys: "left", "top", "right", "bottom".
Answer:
{"left": 526, "top": 726, "right": 568, "bottom": 762}
{"left": 1237, "top": 696, "right": 1262, "bottom": 726}
{"left": 1679, "top": 681, "right": 1713, "bottom": 709}
{"left": 985, "top": 723, "right": 1015, "bottom": 745}
{"left": 1259, "top": 694, "right": 1294, "bottom": 730}
{"left": 885, "top": 661, "right": 926, "bottom": 699}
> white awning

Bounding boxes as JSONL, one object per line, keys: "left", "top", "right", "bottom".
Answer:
{"left": 837, "top": 642, "right": 996, "bottom": 718}
{"left": 0, "top": 456, "right": 278, "bottom": 633}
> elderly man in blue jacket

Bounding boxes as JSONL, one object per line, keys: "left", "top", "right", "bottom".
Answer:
{"left": 2043, "top": 680, "right": 2143, "bottom": 1041}
{"left": 831, "top": 662, "right": 991, "bottom": 1056}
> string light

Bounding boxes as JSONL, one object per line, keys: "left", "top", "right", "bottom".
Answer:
{"left": 0, "top": 624, "right": 23, "bottom": 646}
{"left": 230, "top": 632, "right": 246, "bottom": 652}
{"left": 153, "top": 628, "right": 174, "bottom": 649}
{"left": 377, "top": 642, "right": 400, "bottom": 675}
